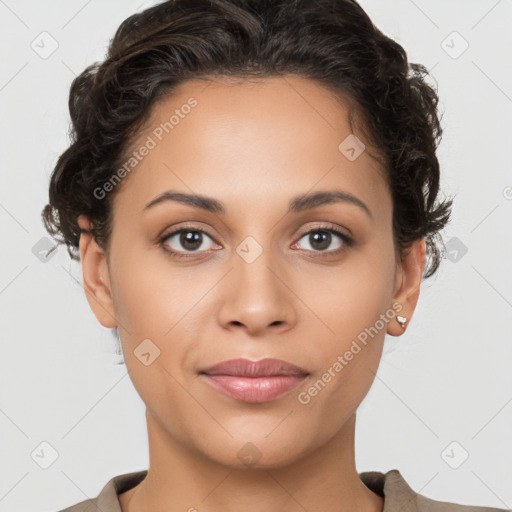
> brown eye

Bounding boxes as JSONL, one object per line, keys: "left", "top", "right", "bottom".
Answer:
{"left": 159, "top": 228, "right": 219, "bottom": 257}
{"left": 293, "top": 227, "right": 353, "bottom": 254}
{"left": 307, "top": 231, "right": 332, "bottom": 251}
{"left": 177, "top": 231, "right": 204, "bottom": 251}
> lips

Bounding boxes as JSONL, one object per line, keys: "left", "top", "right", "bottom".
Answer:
{"left": 199, "top": 358, "right": 310, "bottom": 377}
{"left": 199, "top": 358, "right": 310, "bottom": 403}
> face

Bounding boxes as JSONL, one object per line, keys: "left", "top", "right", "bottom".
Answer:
{"left": 78, "top": 75, "right": 425, "bottom": 469}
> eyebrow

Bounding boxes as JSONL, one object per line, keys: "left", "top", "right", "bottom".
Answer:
{"left": 143, "top": 189, "right": 372, "bottom": 219}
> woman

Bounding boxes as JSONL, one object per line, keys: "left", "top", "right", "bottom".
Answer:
{"left": 42, "top": 0, "right": 505, "bottom": 510}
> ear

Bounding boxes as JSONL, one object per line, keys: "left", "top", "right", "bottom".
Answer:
{"left": 387, "top": 237, "right": 427, "bottom": 337}
{"left": 77, "top": 215, "right": 117, "bottom": 328}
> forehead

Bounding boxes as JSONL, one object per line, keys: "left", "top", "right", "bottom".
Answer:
{"left": 112, "top": 75, "right": 390, "bottom": 220}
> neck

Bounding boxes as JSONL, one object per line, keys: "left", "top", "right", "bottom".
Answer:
{"left": 120, "top": 412, "right": 383, "bottom": 512}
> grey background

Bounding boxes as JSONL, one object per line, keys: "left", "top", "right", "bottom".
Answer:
{"left": 0, "top": 0, "right": 511, "bottom": 510}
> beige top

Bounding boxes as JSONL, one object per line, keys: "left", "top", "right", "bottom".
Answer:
{"left": 57, "top": 469, "right": 506, "bottom": 512}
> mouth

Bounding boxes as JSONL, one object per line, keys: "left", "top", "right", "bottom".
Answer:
{"left": 199, "top": 358, "right": 310, "bottom": 403}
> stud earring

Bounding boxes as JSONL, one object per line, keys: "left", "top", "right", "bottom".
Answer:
{"left": 396, "top": 315, "right": 407, "bottom": 329}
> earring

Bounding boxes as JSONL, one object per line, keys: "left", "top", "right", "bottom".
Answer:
{"left": 396, "top": 315, "right": 407, "bottom": 329}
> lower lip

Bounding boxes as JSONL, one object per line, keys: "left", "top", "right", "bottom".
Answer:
{"left": 201, "top": 374, "right": 309, "bottom": 403}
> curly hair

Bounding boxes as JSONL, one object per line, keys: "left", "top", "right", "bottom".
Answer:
{"left": 42, "top": 0, "right": 453, "bottom": 279}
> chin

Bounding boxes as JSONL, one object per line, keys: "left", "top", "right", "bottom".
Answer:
{"left": 197, "top": 434, "right": 311, "bottom": 470}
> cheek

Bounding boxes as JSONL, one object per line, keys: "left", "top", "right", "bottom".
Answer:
{"left": 294, "top": 271, "right": 393, "bottom": 434}
{"left": 107, "top": 251, "right": 196, "bottom": 408}
{"left": 303, "top": 234, "right": 396, "bottom": 340}
{"left": 297, "top": 233, "right": 396, "bottom": 392}
{"left": 109, "top": 241, "right": 196, "bottom": 334}
{"left": 109, "top": 245, "right": 220, "bottom": 379}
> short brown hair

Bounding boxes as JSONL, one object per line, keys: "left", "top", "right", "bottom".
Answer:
{"left": 42, "top": 0, "right": 453, "bottom": 279}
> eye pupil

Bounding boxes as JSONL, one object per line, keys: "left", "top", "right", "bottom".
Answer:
{"left": 310, "top": 231, "right": 331, "bottom": 251}
{"left": 181, "top": 231, "right": 202, "bottom": 251}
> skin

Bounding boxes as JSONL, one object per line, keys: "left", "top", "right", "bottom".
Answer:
{"left": 77, "top": 75, "right": 426, "bottom": 512}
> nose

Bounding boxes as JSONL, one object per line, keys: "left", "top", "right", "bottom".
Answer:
{"left": 216, "top": 248, "right": 297, "bottom": 336}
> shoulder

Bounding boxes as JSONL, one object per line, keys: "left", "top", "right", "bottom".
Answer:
{"left": 360, "top": 469, "right": 507, "bottom": 512}
{"left": 56, "top": 470, "right": 148, "bottom": 512}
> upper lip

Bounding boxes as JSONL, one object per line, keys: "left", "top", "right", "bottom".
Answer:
{"left": 199, "top": 358, "right": 310, "bottom": 377}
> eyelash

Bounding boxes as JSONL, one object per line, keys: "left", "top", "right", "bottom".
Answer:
{"left": 157, "top": 223, "right": 354, "bottom": 259}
